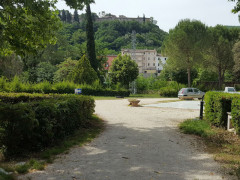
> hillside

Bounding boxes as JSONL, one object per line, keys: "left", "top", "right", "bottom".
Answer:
{"left": 58, "top": 10, "right": 168, "bottom": 53}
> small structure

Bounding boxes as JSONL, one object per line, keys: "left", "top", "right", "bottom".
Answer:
{"left": 227, "top": 112, "right": 236, "bottom": 134}
{"left": 128, "top": 99, "right": 140, "bottom": 107}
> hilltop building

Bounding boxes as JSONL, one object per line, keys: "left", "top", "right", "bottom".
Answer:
{"left": 96, "top": 11, "right": 157, "bottom": 24}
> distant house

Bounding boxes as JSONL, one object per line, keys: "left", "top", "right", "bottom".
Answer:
{"left": 121, "top": 49, "right": 167, "bottom": 77}
{"left": 105, "top": 55, "right": 118, "bottom": 71}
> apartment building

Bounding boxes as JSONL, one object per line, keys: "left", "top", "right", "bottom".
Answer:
{"left": 121, "top": 49, "right": 167, "bottom": 77}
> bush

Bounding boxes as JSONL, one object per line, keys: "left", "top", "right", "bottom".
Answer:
{"left": 159, "top": 86, "right": 178, "bottom": 97}
{"left": 204, "top": 92, "right": 240, "bottom": 134}
{"left": 204, "top": 92, "right": 235, "bottom": 127}
{"left": 0, "top": 77, "right": 130, "bottom": 97}
{"left": 231, "top": 97, "right": 240, "bottom": 134}
{"left": 0, "top": 93, "right": 95, "bottom": 157}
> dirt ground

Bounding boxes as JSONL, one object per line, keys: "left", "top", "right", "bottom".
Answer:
{"left": 19, "top": 98, "right": 234, "bottom": 180}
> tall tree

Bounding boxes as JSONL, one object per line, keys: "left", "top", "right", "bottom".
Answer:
{"left": 64, "top": 0, "right": 95, "bottom": 10}
{"left": 61, "top": 10, "right": 67, "bottom": 22}
{"left": 68, "top": 55, "right": 98, "bottom": 85}
{"left": 86, "top": 4, "right": 98, "bottom": 73}
{"left": 66, "top": 10, "right": 72, "bottom": 23}
{"left": 204, "top": 25, "right": 239, "bottom": 88}
{"left": 0, "top": 0, "right": 61, "bottom": 56}
{"left": 162, "top": 19, "right": 207, "bottom": 87}
{"left": 110, "top": 54, "right": 139, "bottom": 88}
{"left": 74, "top": 10, "right": 80, "bottom": 23}
{"left": 232, "top": 40, "right": 240, "bottom": 81}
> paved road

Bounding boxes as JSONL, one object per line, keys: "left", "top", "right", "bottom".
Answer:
{"left": 144, "top": 99, "right": 202, "bottom": 110}
{"left": 19, "top": 98, "right": 231, "bottom": 180}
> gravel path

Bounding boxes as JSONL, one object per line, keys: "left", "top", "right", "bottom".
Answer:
{"left": 19, "top": 98, "right": 231, "bottom": 180}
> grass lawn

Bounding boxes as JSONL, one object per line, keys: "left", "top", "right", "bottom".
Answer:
{"left": 0, "top": 115, "right": 104, "bottom": 180}
{"left": 180, "top": 119, "right": 240, "bottom": 178}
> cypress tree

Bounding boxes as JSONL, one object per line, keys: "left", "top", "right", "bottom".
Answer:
{"left": 74, "top": 9, "right": 79, "bottom": 23}
{"left": 66, "top": 10, "right": 72, "bottom": 23}
{"left": 86, "top": 4, "right": 98, "bottom": 73}
{"left": 68, "top": 55, "right": 98, "bottom": 85}
{"left": 61, "top": 10, "right": 66, "bottom": 22}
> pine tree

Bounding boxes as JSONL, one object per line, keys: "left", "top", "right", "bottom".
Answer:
{"left": 86, "top": 4, "right": 98, "bottom": 73}
{"left": 61, "top": 10, "right": 66, "bottom": 22}
{"left": 68, "top": 55, "right": 98, "bottom": 85}
{"left": 66, "top": 10, "right": 72, "bottom": 23}
{"left": 73, "top": 9, "right": 79, "bottom": 23}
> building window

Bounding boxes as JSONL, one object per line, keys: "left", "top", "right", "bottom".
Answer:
{"left": 148, "top": 57, "right": 150, "bottom": 60}
{"left": 158, "top": 58, "right": 160, "bottom": 60}
{"left": 148, "top": 63, "right": 150, "bottom": 66}
{"left": 158, "top": 63, "right": 159, "bottom": 66}
{"left": 153, "top": 63, "right": 155, "bottom": 66}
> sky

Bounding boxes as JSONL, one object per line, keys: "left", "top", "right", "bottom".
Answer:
{"left": 56, "top": 0, "right": 240, "bottom": 32}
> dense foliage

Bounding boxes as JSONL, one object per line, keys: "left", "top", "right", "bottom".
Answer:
{"left": 0, "top": 76, "right": 130, "bottom": 97}
{"left": 0, "top": 0, "right": 61, "bottom": 56}
{"left": 162, "top": 19, "right": 207, "bottom": 87}
{"left": 0, "top": 93, "right": 95, "bottom": 156}
{"left": 110, "top": 54, "right": 139, "bottom": 88}
{"left": 204, "top": 92, "right": 240, "bottom": 133}
{"left": 69, "top": 55, "right": 98, "bottom": 85}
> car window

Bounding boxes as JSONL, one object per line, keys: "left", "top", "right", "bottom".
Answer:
{"left": 188, "top": 88, "right": 193, "bottom": 92}
{"left": 228, "top": 88, "right": 235, "bottom": 92}
{"left": 193, "top": 89, "right": 199, "bottom": 93}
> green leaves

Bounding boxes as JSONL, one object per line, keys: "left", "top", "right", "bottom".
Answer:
{"left": 110, "top": 54, "right": 139, "bottom": 88}
{"left": 0, "top": 0, "right": 61, "bottom": 56}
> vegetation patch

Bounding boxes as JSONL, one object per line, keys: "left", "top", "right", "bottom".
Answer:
{"left": 0, "top": 115, "right": 104, "bottom": 179}
{"left": 180, "top": 119, "right": 240, "bottom": 177}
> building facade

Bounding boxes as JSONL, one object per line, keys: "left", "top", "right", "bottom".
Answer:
{"left": 121, "top": 49, "right": 167, "bottom": 77}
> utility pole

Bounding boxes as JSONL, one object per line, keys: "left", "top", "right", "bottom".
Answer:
{"left": 131, "top": 30, "right": 137, "bottom": 94}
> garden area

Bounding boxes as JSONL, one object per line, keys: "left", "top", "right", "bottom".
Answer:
{"left": 180, "top": 92, "right": 240, "bottom": 177}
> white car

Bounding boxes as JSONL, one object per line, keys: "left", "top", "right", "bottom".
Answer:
{"left": 178, "top": 88, "right": 205, "bottom": 100}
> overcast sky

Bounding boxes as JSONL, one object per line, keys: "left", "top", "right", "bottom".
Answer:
{"left": 56, "top": 0, "right": 240, "bottom": 32}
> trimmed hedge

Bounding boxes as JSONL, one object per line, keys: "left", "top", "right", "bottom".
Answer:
{"left": 0, "top": 78, "right": 130, "bottom": 97}
{"left": 232, "top": 97, "right": 240, "bottom": 134}
{"left": 204, "top": 91, "right": 240, "bottom": 133}
{"left": 0, "top": 93, "right": 95, "bottom": 156}
{"left": 204, "top": 92, "right": 232, "bottom": 127}
{"left": 159, "top": 87, "right": 178, "bottom": 97}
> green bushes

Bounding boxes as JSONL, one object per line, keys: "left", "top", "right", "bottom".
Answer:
{"left": 159, "top": 81, "right": 185, "bottom": 97}
{"left": 0, "top": 78, "right": 130, "bottom": 97}
{"left": 159, "top": 87, "right": 177, "bottom": 97}
{"left": 231, "top": 97, "right": 240, "bottom": 134}
{"left": 0, "top": 93, "right": 95, "bottom": 156}
{"left": 204, "top": 91, "right": 240, "bottom": 133}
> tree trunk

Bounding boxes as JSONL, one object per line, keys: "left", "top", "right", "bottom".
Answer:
{"left": 218, "top": 67, "right": 223, "bottom": 90}
{"left": 187, "top": 68, "right": 191, "bottom": 87}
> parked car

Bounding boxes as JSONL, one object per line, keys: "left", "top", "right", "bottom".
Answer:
{"left": 178, "top": 88, "right": 205, "bottom": 100}
{"left": 224, "top": 87, "right": 240, "bottom": 94}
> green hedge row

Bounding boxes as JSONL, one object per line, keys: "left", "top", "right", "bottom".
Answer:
{"left": 159, "top": 87, "right": 178, "bottom": 97}
{"left": 0, "top": 93, "right": 95, "bottom": 156}
{"left": 204, "top": 92, "right": 240, "bottom": 133}
{"left": 0, "top": 78, "right": 130, "bottom": 97}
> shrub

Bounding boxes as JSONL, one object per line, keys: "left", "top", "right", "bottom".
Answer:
{"left": 0, "top": 93, "right": 95, "bottom": 157}
{"left": 231, "top": 97, "right": 240, "bottom": 134}
{"left": 159, "top": 86, "right": 178, "bottom": 97}
{"left": 204, "top": 92, "right": 235, "bottom": 127}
